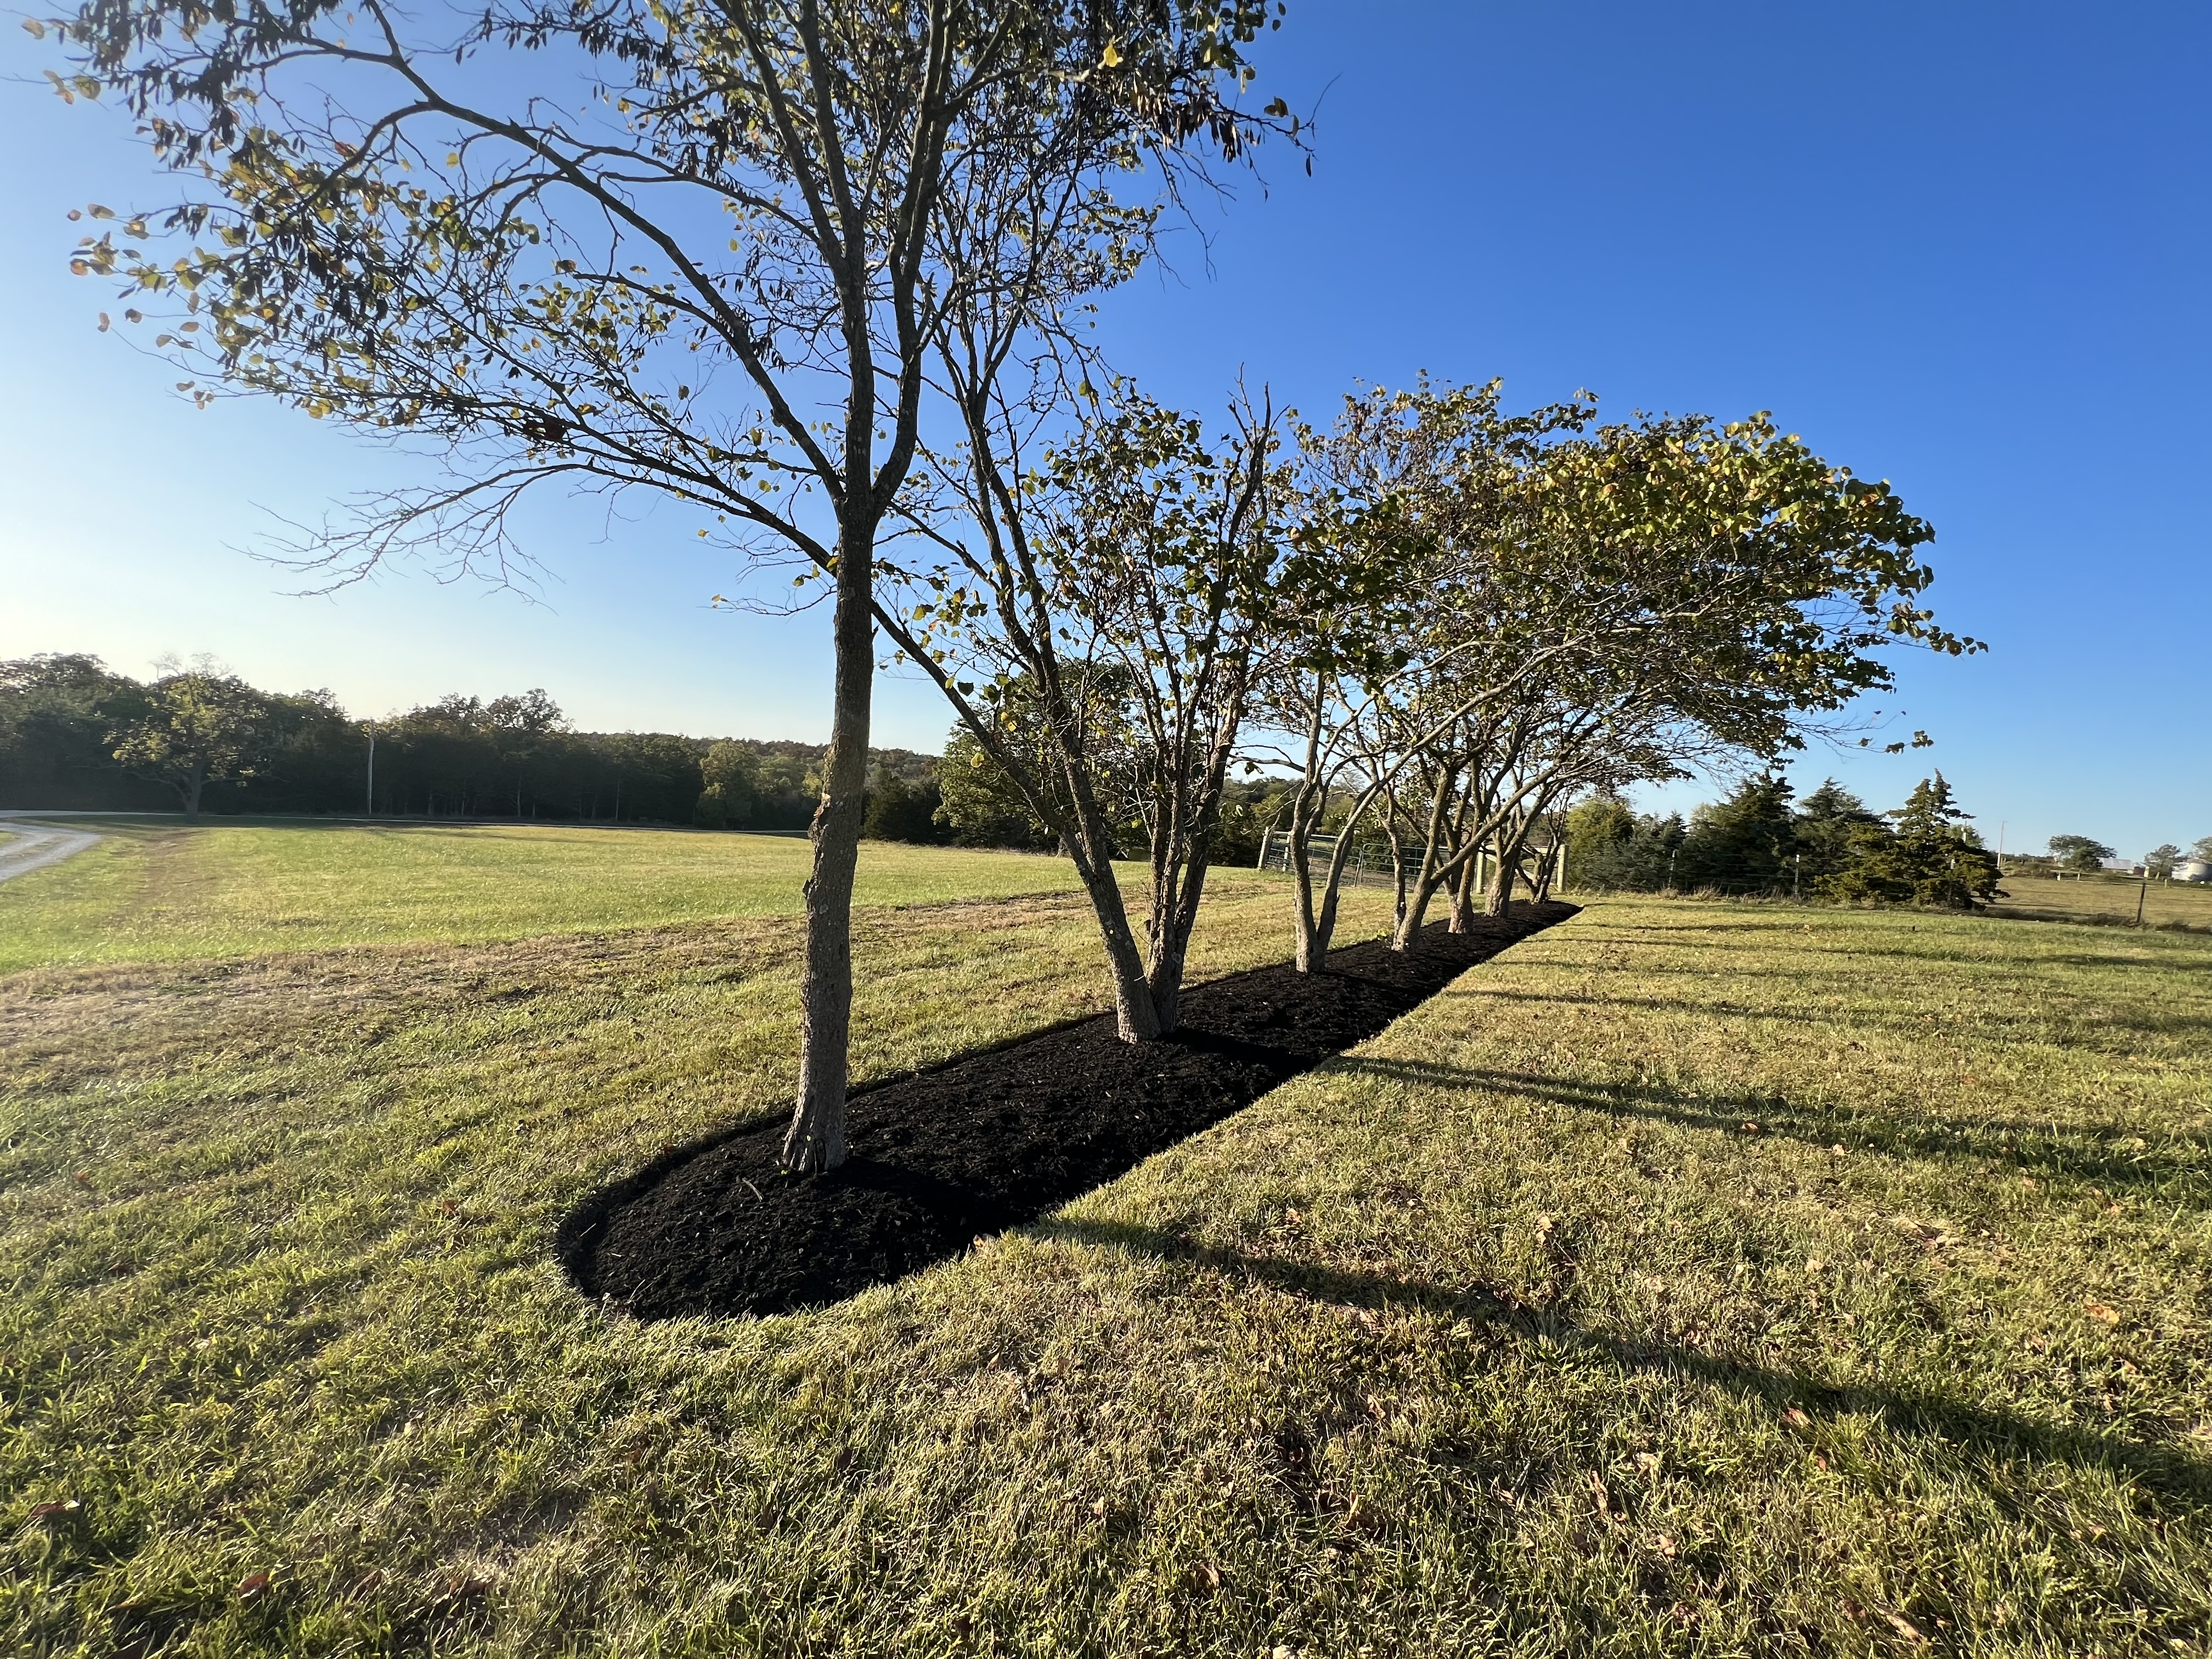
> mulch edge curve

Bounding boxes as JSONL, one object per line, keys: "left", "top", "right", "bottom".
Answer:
{"left": 553, "top": 902, "right": 1578, "bottom": 1315}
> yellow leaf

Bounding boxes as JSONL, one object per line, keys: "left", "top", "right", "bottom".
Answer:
{"left": 1101, "top": 41, "right": 1121, "bottom": 66}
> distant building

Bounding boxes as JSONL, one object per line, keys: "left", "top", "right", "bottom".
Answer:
{"left": 2174, "top": 858, "right": 2212, "bottom": 885}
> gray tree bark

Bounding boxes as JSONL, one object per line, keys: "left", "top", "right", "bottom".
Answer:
{"left": 783, "top": 520, "right": 879, "bottom": 1173}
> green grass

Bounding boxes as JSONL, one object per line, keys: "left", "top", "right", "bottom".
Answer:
{"left": 3, "top": 871, "right": 2208, "bottom": 1656}
{"left": 0, "top": 820, "right": 1088, "bottom": 973}
{"left": 1991, "top": 868, "right": 2212, "bottom": 934}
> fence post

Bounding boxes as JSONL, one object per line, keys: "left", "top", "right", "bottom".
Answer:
{"left": 1256, "top": 828, "right": 1271, "bottom": 871}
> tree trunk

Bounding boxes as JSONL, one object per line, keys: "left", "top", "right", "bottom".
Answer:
{"left": 184, "top": 764, "right": 206, "bottom": 822}
{"left": 1487, "top": 834, "right": 1520, "bottom": 917}
{"left": 1288, "top": 689, "right": 1330, "bottom": 973}
{"left": 783, "top": 522, "right": 877, "bottom": 1173}
{"left": 1387, "top": 816, "right": 1408, "bottom": 937}
{"left": 1147, "top": 836, "right": 1217, "bottom": 1034}
{"left": 1077, "top": 849, "right": 1161, "bottom": 1041}
{"left": 1297, "top": 781, "right": 1383, "bottom": 974}
{"left": 1449, "top": 846, "right": 1480, "bottom": 932}
{"left": 1291, "top": 815, "right": 1322, "bottom": 972}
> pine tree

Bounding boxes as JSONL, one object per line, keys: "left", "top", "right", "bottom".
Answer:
{"left": 1818, "top": 774, "right": 2001, "bottom": 909}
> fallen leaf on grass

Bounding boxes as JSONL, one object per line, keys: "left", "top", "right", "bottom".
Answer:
{"left": 1781, "top": 1407, "right": 1810, "bottom": 1429}
{"left": 235, "top": 1571, "right": 271, "bottom": 1601}
{"left": 1881, "top": 1607, "right": 1928, "bottom": 1644}
{"left": 2084, "top": 1299, "right": 2121, "bottom": 1325}
{"left": 26, "top": 1499, "right": 79, "bottom": 1523}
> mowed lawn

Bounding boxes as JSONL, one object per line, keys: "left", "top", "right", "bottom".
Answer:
{"left": 0, "top": 820, "right": 1090, "bottom": 974}
{"left": 2, "top": 849, "right": 2208, "bottom": 1655}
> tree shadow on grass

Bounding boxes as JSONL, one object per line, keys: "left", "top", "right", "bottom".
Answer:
{"left": 1037, "top": 1215, "right": 2212, "bottom": 1515}
{"left": 1331, "top": 1056, "right": 2211, "bottom": 1197}
{"left": 1446, "top": 983, "right": 2212, "bottom": 1049}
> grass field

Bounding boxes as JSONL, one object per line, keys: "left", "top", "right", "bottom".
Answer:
{"left": 0, "top": 819, "right": 1091, "bottom": 974}
{"left": 3, "top": 832, "right": 2208, "bottom": 1656}
{"left": 1991, "top": 868, "right": 2212, "bottom": 934}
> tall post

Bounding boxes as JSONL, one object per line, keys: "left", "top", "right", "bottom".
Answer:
{"left": 365, "top": 726, "right": 376, "bottom": 816}
{"left": 1256, "top": 827, "right": 1271, "bottom": 871}
{"left": 2136, "top": 867, "right": 2149, "bottom": 927}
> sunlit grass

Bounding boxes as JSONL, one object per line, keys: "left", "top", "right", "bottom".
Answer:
{"left": 0, "top": 819, "right": 1092, "bottom": 973}
{"left": 3, "top": 883, "right": 2207, "bottom": 1655}
{"left": 1991, "top": 868, "right": 2212, "bottom": 933}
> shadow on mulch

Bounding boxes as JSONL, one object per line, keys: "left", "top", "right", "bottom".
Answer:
{"left": 555, "top": 900, "right": 1577, "bottom": 1319}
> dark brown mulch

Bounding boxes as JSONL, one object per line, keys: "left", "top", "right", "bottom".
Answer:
{"left": 556, "top": 900, "right": 1576, "bottom": 1319}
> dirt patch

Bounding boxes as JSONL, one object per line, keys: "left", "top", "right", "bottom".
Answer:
{"left": 560, "top": 902, "right": 1576, "bottom": 1319}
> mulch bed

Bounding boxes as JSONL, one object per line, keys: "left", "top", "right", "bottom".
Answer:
{"left": 556, "top": 900, "right": 1576, "bottom": 1319}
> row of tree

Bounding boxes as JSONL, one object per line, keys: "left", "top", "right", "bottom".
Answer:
{"left": 1565, "top": 774, "right": 2003, "bottom": 909}
{"left": 0, "top": 653, "right": 935, "bottom": 831}
{"left": 52, "top": 0, "right": 1982, "bottom": 1175}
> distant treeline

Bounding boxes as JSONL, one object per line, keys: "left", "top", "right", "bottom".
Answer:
{"left": 1567, "top": 773, "right": 2002, "bottom": 908}
{"left": 0, "top": 654, "right": 938, "bottom": 834}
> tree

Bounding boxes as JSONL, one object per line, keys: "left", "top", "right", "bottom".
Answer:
{"left": 107, "top": 669, "right": 275, "bottom": 818}
{"left": 55, "top": 0, "right": 1285, "bottom": 1171}
{"left": 862, "top": 773, "right": 944, "bottom": 844}
{"left": 1677, "top": 776, "right": 1797, "bottom": 894}
{"left": 2147, "top": 844, "right": 2182, "bottom": 879}
{"left": 1260, "top": 392, "right": 1976, "bottom": 964}
{"left": 1, "top": 653, "right": 151, "bottom": 808}
{"left": 1793, "top": 778, "right": 1882, "bottom": 885}
{"left": 1564, "top": 795, "right": 1636, "bottom": 882}
{"left": 1255, "top": 380, "right": 1596, "bottom": 969}
{"left": 1821, "top": 774, "right": 2000, "bottom": 909}
{"left": 2188, "top": 836, "right": 2212, "bottom": 864}
{"left": 1564, "top": 801, "right": 1684, "bottom": 892}
{"left": 883, "top": 388, "right": 1294, "bottom": 1037}
{"left": 2048, "top": 834, "right": 2115, "bottom": 872}
{"left": 934, "top": 726, "right": 1060, "bottom": 850}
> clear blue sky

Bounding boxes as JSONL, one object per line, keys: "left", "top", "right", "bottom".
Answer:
{"left": 3, "top": 2, "right": 2207, "bottom": 856}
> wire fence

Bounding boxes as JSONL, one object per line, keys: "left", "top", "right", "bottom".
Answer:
{"left": 1253, "top": 831, "right": 1566, "bottom": 895}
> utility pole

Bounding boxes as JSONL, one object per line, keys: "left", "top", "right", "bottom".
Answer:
{"left": 365, "top": 725, "right": 376, "bottom": 816}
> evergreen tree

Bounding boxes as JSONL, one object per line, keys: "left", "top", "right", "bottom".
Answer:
{"left": 1819, "top": 773, "right": 2000, "bottom": 909}
{"left": 1677, "top": 776, "right": 1797, "bottom": 893}
{"left": 862, "top": 775, "right": 945, "bottom": 846}
{"left": 1561, "top": 794, "right": 1684, "bottom": 891}
{"left": 1792, "top": 778, "right": 1883, "bottom": 884}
